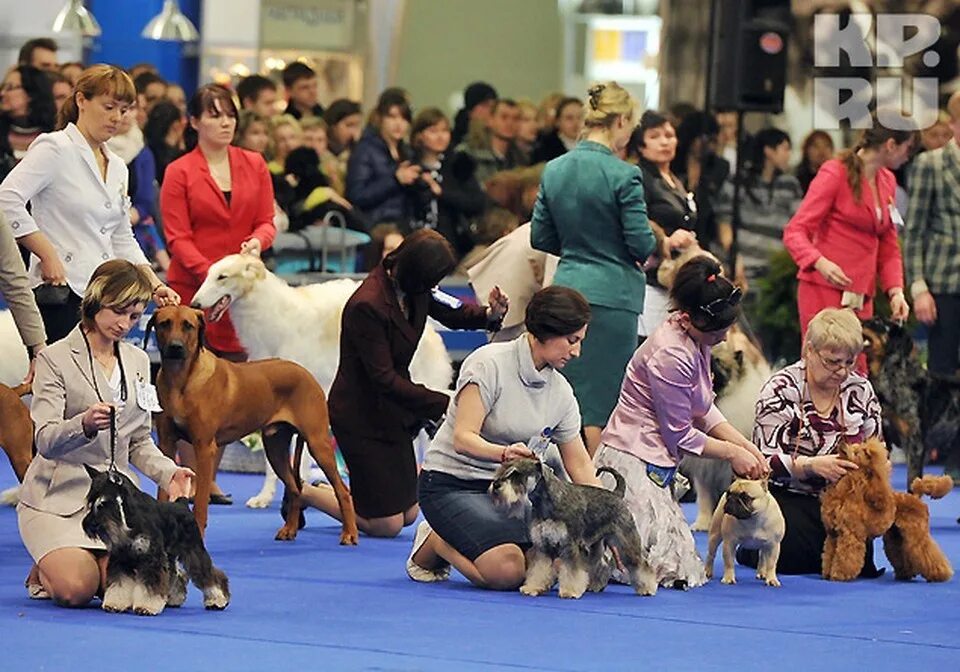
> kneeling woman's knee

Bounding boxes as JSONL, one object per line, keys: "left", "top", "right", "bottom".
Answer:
{"left": 51, "top": 577, "right": 98, "bottom": 607}
{"left": 478, "top": 547, "right": 526, "bottom": 591}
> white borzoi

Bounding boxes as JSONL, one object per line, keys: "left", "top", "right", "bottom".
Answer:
{"left": 191, "top": 254, "right": 454, "bottom": 507}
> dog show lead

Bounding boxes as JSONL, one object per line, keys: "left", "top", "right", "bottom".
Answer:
{"left": 593, "top": 256, "right": 767, "bottom": 590}
{"left": 747, "top": 307, "right": 886, "bottom": 577}
{"left": 0, "top": 65, "right": 180, "bottom": 344}
{"left": 17, "top": 260, "right": 193, "bottom": 608}
{"left": 408, "top": 286, "right": 603, "bottom": 590}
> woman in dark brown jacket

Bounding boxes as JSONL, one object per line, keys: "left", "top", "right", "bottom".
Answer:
{"left": 301, "top": 229, "right": 508, "bottom": 537}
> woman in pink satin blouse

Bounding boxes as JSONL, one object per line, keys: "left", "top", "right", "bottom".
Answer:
{"left": 594, "top": 255, "right": 767, "bottom": 589}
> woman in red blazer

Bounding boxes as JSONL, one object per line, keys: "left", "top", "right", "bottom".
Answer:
{"left": 783, "top": 124, "right": 914, "bottom": 343}
{"left": 161, "top": 84, "right": 276, "bottom": 358}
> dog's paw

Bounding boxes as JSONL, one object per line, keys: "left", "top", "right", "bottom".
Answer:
{"left": 339, "top": 529, "right": 359, "bottom": 545}
{"left": 203, "top": 585, "right": 230, "bottom": 610}
{"left": 245, "top": 493, "right": 273, "bottom": 508}
{"left": 763, "top": 575, "right": 781, "bottom": 587}
{"left": 166, "top": 567, "right": 188, "bottom": 607}
{"left": 0, "top": 485, "right": 20, "bottom": 506}
{"left": 721, "top": 573, "right": 737, "bottom": 585}
{"left": 704, "top": 565, "right": 714, "bottom": 580}
{"left": 690, "top": 516, "right": 712, "bottom": 532}
{"left": 557, "top": 588, "right": 585, "bottom": 599}
{"left": 519, "top": 583, "right": 548, "bottom": 597}
{"left": 102, "top": 579, "right": 134, "bottom": 613}
{"left": 274, "top": 525, "right": 298, "bottom": 541}
{"left": 132, "top": 591, "right": 166, "bottom": 616}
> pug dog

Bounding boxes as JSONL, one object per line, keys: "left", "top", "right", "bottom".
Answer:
{"left": 704, "top": 477, "right": 786, "bottom": 587}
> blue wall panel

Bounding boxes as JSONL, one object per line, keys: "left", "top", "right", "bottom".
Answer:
{"left": 85, "top": 0, "right": 201, "bottom": 94}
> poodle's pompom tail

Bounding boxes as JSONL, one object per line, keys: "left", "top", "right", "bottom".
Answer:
{"left": 909, "top": 475, "right": 954, "bottom": 499}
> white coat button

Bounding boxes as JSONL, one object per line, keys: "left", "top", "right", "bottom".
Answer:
{"left": 105, "top": 201, "right": 112, "bottom": 209}
{"left": 101, "top": 253, "right": 108, "bottom": 260}
{"left": 64, "top": 254, "right": 72, "bottom": 262}
{"left": 100, "top": 227, "right": 107, "bottom": 234}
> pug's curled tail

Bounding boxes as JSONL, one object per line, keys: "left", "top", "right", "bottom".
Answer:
{"left": 596, "top": 467, "right": 626, "bottom": 498}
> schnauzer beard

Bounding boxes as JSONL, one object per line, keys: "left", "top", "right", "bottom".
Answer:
{"left": 491, "top": 475, "right": 538, "bottom": 519}
{"left": 83, "top": 494, "right": 135, "bottom": 550}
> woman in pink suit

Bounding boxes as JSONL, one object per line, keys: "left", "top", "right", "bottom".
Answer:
{"left": 160, "top": 84, "right": 276, "bottom": 359}
{"left": 783, "top": 124, "right": 915, "bottom": 342}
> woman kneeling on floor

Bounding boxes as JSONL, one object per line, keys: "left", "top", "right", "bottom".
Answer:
{"left": 19, "top": 260, "right": 193, "bottom": 607}
{"left": 741, "top": 307, "right": 886, "bottom": 577}
{"left": 594, "top": 256, "right": 767, "bottom": 590}
{"left": 408, "top": 286, "right": 602, "bottom": 589}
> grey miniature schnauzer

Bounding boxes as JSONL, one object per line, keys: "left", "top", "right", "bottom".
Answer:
{"left": 489, "top": 458, "right": 657, "bottom": 598}
{"left": 82, "top": 465, "right": 230, "bottom": 615}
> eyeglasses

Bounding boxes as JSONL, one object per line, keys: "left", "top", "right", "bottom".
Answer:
{"left": 699, "top": 286, "right": 743, "bottom": 318}
{"left": 815, "top": 350, "right": 857, "bottom": 373}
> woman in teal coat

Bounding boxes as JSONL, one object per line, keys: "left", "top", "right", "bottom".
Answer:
{"left": 531, "top": 82, "right": 664, "bottom": 454}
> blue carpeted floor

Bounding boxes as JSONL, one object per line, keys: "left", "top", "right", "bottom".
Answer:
{"left": 2, "top": 465, "right": 958, "bottom": 671}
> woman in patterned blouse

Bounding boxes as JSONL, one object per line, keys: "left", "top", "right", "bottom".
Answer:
{"left": 742, "top": 307, "right": 886, "bottom": 576}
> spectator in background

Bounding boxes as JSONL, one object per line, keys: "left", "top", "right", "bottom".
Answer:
{"left": 716, "top": 128, "right": 802, "bottom": 290}
{"left": 409, "top": 107, "right": 486, "bottom": 258}
{"left": 920, "top": 110, "right": 953, "bottom": 152}
{"left": 672, "top": 111, "right": 729, "bottom": 250}
{"left": 0, "top": 65, "right": 56, "bottom": 181}
{"left": 133, "top": 71, "right": 167, "bottom": 124}
{"left": 301, "top": 115, "right": 345, "bottom": 195}
{"left": 267, "top": 114, "right": 303, "bottom": 174}
{"left": 531, "top": 97, "right": 584, "bottom": 164}
{"left": 531, "top": 82, "right": 658, "bottom": 456}
{"left": 716, "top": 110, "right": 739, "bottom": 169}
{"left": 107, "top": 106, "right": 169, "bottom": 271}
{"left": 237, "top": 74, "right": 278, "bottom": 118}
{"left": 457, "top": 99, "right": 526, "bottom": 186}
{"left": 17, "top": 38, "right": 58, "bottom": 72}
{"left": 128, "top": 63, "right": 158, "bottom": 81}
{"left": 794, "top": 130, "right": 835, "bottom": 195}
{"left": 282, "top": 62, "right": 323, "bottom": 120}
{"left": 451, "top": 81, "right": 497, "bottom": 148}
{"left": 144, "top": 100, "right": 185, "bottom": 183}
{"left": 59, "top": 61, "right": 83, "bottom": 87}
{"left": 631, "top": 111, "right": 699, "bottom": 339}
{"left": 485, "top": 164, "right": 544, "bottom": 222}
{"left": 536, "top": 92, "right": 564, "bottom": 135}
{"left": 783, "top": 122, "right": 914, "bottom": 345}
{"left": 48, "top": 72, "right": 72, "bottom": 114}
{"left": 346, "top": 88, "right": 416, "bottom": 229}
{"left": 457, "top": 206, "right": 519, "bottom": 275}
{"left": 165, "top": 84, "right": 187, "bottom": 116}
{"left": 235, "top": 110, "right": 270, "bottom": 156}
{"left": 515, "top": 99, "right": 539, "bottom": 161}
{"left": 324, "top": 98, "right": 363, "bottom": 191}
{"left": 366, "top": 222, "right": 404, "bottom": 270}
{"left": 667, "top": 101, "right": 697, "bottom": 128}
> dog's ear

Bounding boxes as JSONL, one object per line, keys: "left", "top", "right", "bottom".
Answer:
{"left": 243, "top": 258, "right": 266, "bottom": 281}
{"left": 84, "top": 464, "right": 102, "bottom": 481}
{"left": 887, "top": 322, "right": 914, "bottom": 358}
{"left": 734, "top": 349, "right": 744, "bottom": 370}
{"left": 192, "top": 308, "right": 206, "bottom": 350}
{"left": 143, "top": 312, "right": 157, "bottom": 349}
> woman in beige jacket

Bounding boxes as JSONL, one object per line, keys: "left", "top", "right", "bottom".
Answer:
{"left": 19, "top": 260, "right": 193, "bottom": 607}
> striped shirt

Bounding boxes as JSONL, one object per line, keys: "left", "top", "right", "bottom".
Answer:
{"left": 903, "top": 138, "right": 960, "bottom": 298}
{"left": 715, "top": 172, "right": 803, "bottom": 278}
{"left": 752, "top": 361, "right": 881, "bottom": 495}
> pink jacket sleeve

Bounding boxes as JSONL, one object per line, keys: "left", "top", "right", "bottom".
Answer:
{"left": 783, "top": 160, "right": 843, "bottom": 271}
{"left": 876, "top": 172, "right": 904, "bottom": 292}
{"left": 160, "top": 162, "right": 211, "bottom": 281}
{"left": 646, "top": 346, "right": 710, "bottom": 457}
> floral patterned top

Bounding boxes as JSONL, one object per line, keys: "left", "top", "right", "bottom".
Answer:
{"left": 752, "top": 360, "right": 882, "bottom": 495}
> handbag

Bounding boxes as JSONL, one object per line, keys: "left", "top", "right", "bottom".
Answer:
{"left": 33, "top": 284, "right": 73, "bottom": 306}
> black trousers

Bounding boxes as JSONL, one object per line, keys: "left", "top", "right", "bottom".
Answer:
{"left": 736, "top": 486, "right": 881, "bottom": 576}
{"left": 37, "top": 290, "right": 82, "bottom": 343}
{"left": 927, "top": 293, "right": 960, "bottom": 472}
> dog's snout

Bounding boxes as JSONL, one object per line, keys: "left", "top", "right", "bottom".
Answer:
{"left": 189, "top": 300, "right": 202, "bottom": 309}
{"left": 163, "top": 341, "right": 187, "bottom": 359}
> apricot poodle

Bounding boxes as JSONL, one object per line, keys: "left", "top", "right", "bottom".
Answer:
{"left": 883, "top": 475, "right": 954, "bottom": 582}
{"left": 820, "top": 439, "right": 897, "bottom": 581}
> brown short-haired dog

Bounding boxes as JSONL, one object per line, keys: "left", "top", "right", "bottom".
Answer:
{"left": 820, "top": 439, "right": 897, "bottom": 581}
{"left": 0, "top": 382, "right": 33, "bottom": 483}
{"left": 146, "top": 305, "right": 358, "bottom": 544}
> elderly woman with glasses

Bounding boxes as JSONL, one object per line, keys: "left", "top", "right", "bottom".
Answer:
{"left": 741, "top": 307, "right": 885, "bottom": 577}
{"left": 594, "top": 255, "right": 767, "bottom": 590}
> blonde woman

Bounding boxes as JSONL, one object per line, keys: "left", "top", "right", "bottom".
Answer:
{"left": 267, "top": 113, "right": 303, "bottom": 174}
{"left": 530, "top": 82, "right": 658, "bottom": 455}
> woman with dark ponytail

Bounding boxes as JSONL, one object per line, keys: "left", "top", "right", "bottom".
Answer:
{"left": 0, "top": 64, "right": 179, "bottom": 344}
{"left": 594, "top": 255, "right": 767, "bottom": 590}
{"left": 783, "top": 119, "right": 916, "bottom": 348}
